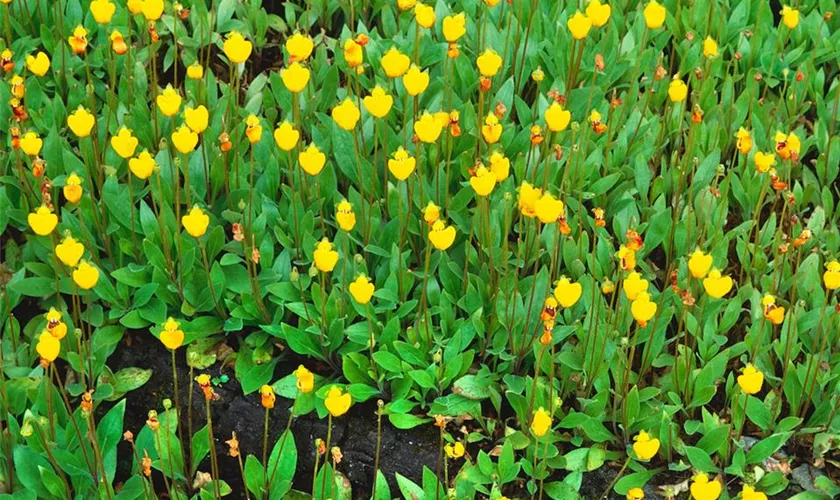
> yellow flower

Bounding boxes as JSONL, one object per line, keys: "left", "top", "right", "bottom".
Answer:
{"left": 25, "top": 52, "right": 50, "bottom": 76}
{"left": 314, "top": 239, "right": 339, "bottom": 272}
{"left": 224, "top": 31, "right": 252, "bottom": 64}
{"left": 530, "top": 407, "right": 551, "bottom": 437}
{"left": 28, "top": 205, "right": 58, "bottom": 236}
{"left": 397, "top": 0, "right": 416, "bottom": 10}
{"left": 442, "top": 13, "right": 466, "bottom": 42}
{"left": 476, "top": 49, "right": 502, "bottom": 77}
{"left": 127, "top": 0, "right": 142, "bottom": 15}
{"left": 617, "top": 245, "right": 636, "bottom": 270}
{"left": 129, "top": 151, "right": 157, "bottom": 179}
{"left": 690, "top": 473, "right": 721, "bottom": 500}
{"left": 187, "top": 62, "right": 204, "bottom": 79}
{"left": 56, "top": 236, "right": 84, "bottom": 267}
{"left": 349, "top": 275, "right": 375, "bottom": 304}
{"left": 688, "top": 248, "right": 713, "bottom": 279}
{"left": 20, "top": 131, "right": 43, "bottom": 156}
{"left": 90, "top": 0, "right": 116, "bottom": 23}
{"left": 429, "top": 220, "right": 456, "bottom": 250}
{"left": 627, "top": 487, "right": 644, "bottom": 500}
{"left": 37, "top": 330, "right": 61, "bottom": 362}
{"left": 518, "top": 181, "right": 542, "bottom": 218}
{"left": 335, "top": 199, "right": 356, "bottom": 231}
{"left": 423, "top": 201, "right": 440, "bottom": 224}
{"left": 388, "top": 147, "right": 416, "bottom": 181}
{"left": 273, "top": 121, "right": 300, "bottom": 151}
{"left": 110, "top": 127, "right": 138, "bottom": 158}
{"left": 45, "top": 308, "right": 67, "bottom": 339}
{"left": 156, "top": 85, "right": 182, "bottom": 117}
{"left": 183, "top": 105, "right": 209, "bottom": 134}
{"left": 535, "top": 193, "right": 564, "bottom": 224}
{"left": 286, "top": 32, "right": 314, "bottom": 62}
{"left": 281, "top": 62, "right": 311, "bottom": 93}
{"left": 67, "top": 106, "right": 95, "bottom": 137}
{"left": 481, "top": 113, "right": 502, "bottom": 144}
{"left": 245, "top": 114, "right": 262, "bottom": 143}
{"left": 643, "top": 0, "right": 666, "bottom": 29}
{"left": 172, "top": 125, "right": 198, "bottom": 154}
{"left": 63, "top": 173, "right": 83, "bottom": 203}
{"left": 260, "top": 385, "right": 276, "bottom": 409}
{"left": 444, "top": 442, "right": 465, "bottom": 459}
{"left": 415, "top": 3, "right": 435, "bottom": 28}
{"left": 68, "top": 25, "right": 89, "bottom": 54}
{"left": 632, "top": 431, "right": 660, "bottom": 461}
{"left": 363, "top": 86, "right": 393, "bottom": 118}
{"left": 469, "top": 165, "right": 497, "bottom": 197}
{"left": 741, "top": 485, "right": 767, "bottom": 500}
{"left": 160, "top": 318, "right": 184, "bottom": 350}
{"left": 737, "top": 364, "right": 764, "bottom": 395}
{"left": 324, "top": 386, "right": 352, "bottom": 417}
{"left": 553, "top": 277, "right": 582, "bottom": 308}
{"left": 545, "top": 102, "right": 571, "bottom": 132}
{"left": 668, "top": 78, "right": 688, "bottom": 102}
{"left": 181, "top": 205, "right": 210, "bottom": 237}
{"left": 489, "top": 151, "right": 510, "bottom": 181}
{"left": 142, "top": 0, "right": 163, "bottom": 20}
{"left": 601, "top": 279, "right": 616, "bottom": 294}
{"left": 381, "top": 47, "right": 410, "bottom": 78}
{"left": 585, "top": 0, "right": 611, "bottom": 27}
{"left": 735, "top": 127, "right": 752, "bottom": 154}
{"left": 753, "top": 151, "right": 775, "bottom": 173}
{"left": 332, "top": 98, "right": 361, "bottom": 131}
{"left": 414, "top": 112, "right": 443, "bottom": 143}
{"left": 762, "top": 294, "right": 785, "bottom": 325}
{"left": 300, "top": 144, "right": 326, "bottom": 176}
{"left": 622, "top": 272, "right": 648, "bottom": 301}
{"left": 631, "top": 292, "right": 657, "bottom": 327}
{"left": 780, "top": 5, "right": 799, "bottom": 29}
{"left": 567, "top": 11, "right": 592, "bottom": 40}
{"left": 344, "top": 39, "right": 364, "bottom": 68}
{"left": 824, "top": 261, "right": 840, "bottom": 290}
{"left": 702, "top": 269, "right": 733, "bottom": 299}
{"left": 73, "top": 261, "right": 100, "bottom": 290}
{"left": 774, "top": 131, "right": 801, "bottom": 160}
{"left": 294, "top": 365, "right": 315, "bottom": 393}
{"left": 703, "top": 37, "right": 718, "bottom": 58}
{"left": 403, "top": 65, "right": 430, "bottom": 96}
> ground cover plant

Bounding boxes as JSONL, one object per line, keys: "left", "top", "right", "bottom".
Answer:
{"left": 1, "top": 0, "right": 840, "bottom": 497}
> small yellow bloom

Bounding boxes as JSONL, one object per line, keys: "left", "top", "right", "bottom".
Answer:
{"left": 181, "top": 205, "right": 210, "bottom": 237}
{"left": 381, "top": 47, "right": 410, "bottom": 78}
{"left": 37, "top": 330, "right": 61, "bottom": 362}
{"left": 762, "top": 295, "right": 785, "bottom": 325}
{"left": 690, "top": 473, "right": 722, "bottom": 500}
{"left": 335, "top": 199, "right": 356, "bottom": 231}
{"left": 110, "top": 127, "right": 139, "bottom": 158}
{"left": 703, "top": 37, "right": 718, "bottom": 58}
{"left": 313, "top": 238, "right": 339, "bottom": 272}
{"left": 481, "top": 113, "right": 502, "bottom": 144}
{"left": 423, "top": 201, "right": 440, "bottom": 224}
{"left": 489, "top": 151, "right": 510, "bottom": 181}
{"left": 363, "top": 86, "right": 393, "bottom": 118}
{"left": 780, "top": 5, "right": 799, "bottom": 29}
{"left": 567, "top": 11, "right": 592, "bottom": 40}
{"left": 129, "top": 151, "right": 157, "bottom": 179}
{"left": 349, "top": 275, "right": 375, "bottom": 304}
{"left": 553, "top": 277, "right": 582, "bottom": 308}
{"left": 518, "top": 181, "right": 542, "bottom": 218}
{"left": 585, "top": 0, "right": 611, "bottom": 27}
{"left": 73, "top": 260, "right": 100, "bottom": 290}
{"left": 476, "top": 49, "right": 502, "bottom": 77}
{"left": 156, "top": 85, "right": 182, "bottom": 117}
{"left": 753, "top": 151, "right": 775, "bottom": 173}
{"left": 67, "top": 106, "right": 95, "bottom": 137}
{"left": 735, "top": 127, "right": 752, "bottom": 154}
{"left": 617, "top": 245, "right": 636, "bottom": 270}
{"left": 429, "top": 220, "right": 456, "bottom": 250}
{"left": 824, "top": 261, "right": 840, "bottom": 290}
{"left": 172, "top": 125, "right": 198, "bottom": 154}
{"left": 415, "top": 3, "right": 435, "bottom": 28}
{"left": 388, "top": 147, "right": 416, "bottom": 181}
{"left": 741, "top": 485, "right": 767, "bottom": 500}
{"left": 688, "top": 248, "right": 713, "bottom": 279}
{"left": 623, "top": 271, "right": 648, "bottom": 300}
{"left": 469, "top": 165, "right": 496, "bottom": 197}
{"left": 245, "top": 114, "right": 262, "bottom": 143}
{"left": 281, "top": 62, "right": 311, "bottom": 93}
{"left": 273, "top": 121, "right": 300, "bottom": 151}
{"left": 187, "top": 62, "right": 204, "bottom": 79}
{"left": 20, "top": 131, "right": 43, "bottom": 156}
{"left": 403, "top": 65, "right": 430, "bottom": 96}
{"left": 530, "top": 407, "right": 552, "bottom": 437}
{"left": 632, "top": 430, "right": 660, "bottom": 460}
{"left": 332, "top": 98, "right": 361, "bottom": 131}
{"left": 68, "top": 25, "right": 89, "bottom": 54}
{"left": 414, "top": 112, "right": 443, "bottom": 143}
{"left": 45, "top": 308, "right": 67, "bottom": 339}
{"left": 324, "top": 386, "right": 352, "bottom": 417}
{"left": 142, "top": 0, "right": 163, "bottom": 20}
{"left": 627, "top": 487, "right": 644, "bottom": 500}
{"left": 127, "top": 0, "right": 142, "bottom": 14}
{"left": 601, "top": 279, "right": 616, "bottom": 294}
{"left": 534, "top": 193, "right": 564, "bottom": 223}
{"left": 774, "top": 131, "right": 801, "bottom": 160}
{"left": 285, "top": 32, "right": 314, "bottom": 62}
{"left": 668, "top": 78, "right": 688, "bottom": 102}
{"left": 160, "top": 318, "right": 184, "bottom": 350}
{"left": 737, "top": 364, "right": 764, "bottom": 395}
{"left": 631, "top": 292, "right": 657, "bottom": 327}
{"left": 643, "top": 0, "right": 666, "bottom": 29}
{"left": 442, "top": 13, "right": 466, "bottom": 42}
{"left": 344, "top": 39, "right": 364, "bottom": 68}
{"left": 444, "top": 441, "right": 465, "bottom": 459}
{"left": 56, "top": 236, "right": 84, "bottom": 267}
{"left": 294, "top": 365, "right": 315, "bottom": 393}
{"left": 25, "top": 52, "right": 50, "bottom": 76}
{"left": 260, "top": 384, "right": 276, "bottom": 409}
{"left": 184, "top": 105, "right": 209, "bottom": 134}
{"left": 397, "top": 0, "right": 416, "bottom": 10}
{"left": 299, "top": 144, "right": 326, "bottom": 176}
{"left": 223, "top": 31, "right": 252, "bottom": 64}
{"left": 703, "top": 269, "right": 733, "bottom": 298}
{"left": 544, "top": 102, "right": 571, "bottom": 132}
{"left": 90, "top": 0, "right": 116, "bottom": 23}
{"left": 63, "top": 173, "right": 84, "bottom": 203}
{"left": 28, "top": 205, "right": 58, "bottom": 236}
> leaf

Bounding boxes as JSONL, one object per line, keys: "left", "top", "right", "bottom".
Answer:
{"left": 111, "top": 367, "right": 152, "bottom": 397}
{"left": 746, "top": 432, "right": 792, "bottom": 464}
{"left": 395, "top": 472, "right": 425, "bottom": 500}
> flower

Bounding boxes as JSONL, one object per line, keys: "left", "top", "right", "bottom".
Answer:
{"left": 403, "top": 65, "right": 430, "bottom": 96}
{"left": 25, "top": 52, "right": 50, "bottom": 76}
{"left": 160, "top": 318, "right": 184, "bottom": 350}
{"left": 313, "top": 239, "right": 339, "bottom": 272}
{"left": 273, "top": 122, "right": 300, "bottom": 151}
{"left": 67, "top": 106, "right": 95, "bottom": 137}
{"left": 388, "top": 147, "right": 416, "bottom": 181}
{"left": 294, "top": 365, "right": 314, "bottom": 393}
{"left": 300, "top": 144, "right": 326, "bottom": 176}
{"left": 690, "top": 473, "right": 721, "bottom": 500}
{"left": 182, "top": 206, "right": 210, "bottom": 237}
{"left": 735, "top": 128, "right": 752, "bottom": 154}
{"left": 553, "top": 277, "right": 582, "bottom": 308}
{"left": 469, "top": 165, "right": 497, "bottom": 197}
{"left": 332, "top": 98, "right": 361, "bottom": 131}
{"left": 632, "top": 431, "right": 660, "bottom": 460}
{"left": 824, "top": 261, "right": 840, "bottom": 290}
{"left": 531, "top": 407, "right": 551, "bottom": 437}
{"left": 172, "top": 125, "right": 198, "bottom": 154}
{"left": 703, "top": 269, "right": 733, "bottom": 298}
{"left": 617, "top": 245, "right": 636, "bottom": 270}
{"left": 68, "top": 25, "right": 88, "bottom": 54}
{"left": 762, "top": 295, "right": 785, "bottom": 325}
{"left": 64, "top": 173, "right": 83, "bottom": 203}
{"left": 110, "top": 127, "right": 138, "bottom": 158}
{"left": 567, "top": 11, "right": 592, "bottom": 39}
{"left": 545, "top": 102, "right": 571, "bottom": 132}
{"left": 344, "top": 39, "right": 364, "bottom": 68}
{"left": 397, "top": 0, "right": 415, "bottom": 9}
{"left": 415, "top": 3, "right": 435, "bottom": 28}
{"left": 489, "top": 151, "right": 510, "bottom": 181}
{"left": 73, "top": 261, "right": 100, "bottom": 289}
{"left": 585, "top": 0, "right": 611, "bottom": 27}
{"left": 741, "top": 485, "right": 767, "bottom": 500}
{"left": 335, "top": 199, "right": 356, "bottom": 231}
{"left": 130, "top": 151, "right": 156, "bottom": 179}
{"left": 286, "top": 32, "right": 314, "bottom": 62}
{"left": 703, "top": 37, "right": 718, "bottom": 58}
{"left": 245, "top": 115, "right": 262, "bottom": 143}
{"left": 481, "top": 114, "right": 503, "bottom": 144}
{"left": 183, "top": 105, "right": 209, "bottom": 134}
{"left": 688, "top": 248, "right": 713, "bottom": 278}
{"left": 37, "top": 331, "right": 60, "bottom": 363}
{"left": 415, "top": 112, "right": 444, "bottom": 143}
{"left": 622, "top": 272, "right": 648, "bottom": 300}
{"left": 668, "top": 78, "right": 688, "bottom": 102}
{"left": 627, "top": 487, "right": 644, "bottom": 500}
{"left": 56, "top": 236, "right": 84, "bottom": 267}
{"left": 281, "top": 62, "right": 310, "bottom": 93}
{"left": 363, "top": 86, "right": 393, "bottom": 118}
{"left": 224, "top": 31, "right": 252, "bottom": 63}
{"left": 518, "top": 181, "right": 542, "bottom": 218}
{"left": 381, "top": 47, "right": 410, "bottom": 78}
{"left": 324, "top": 386, "right": 352, "bottom": 417}
{"left": 780, "top": 5, "right": 799, "bottom": 29}
{"left": 753, "top": 152, "right": 775, "bottom": 173}
{"left": 28, "top": 206, "right": 58, "bottom": 235}
{"left": 429, "top": 220, "right": 456, "bottom": 250}
{"left": 90, "top": 0, "right": 116, "bottom": 23}
{"left": 187, "top": 62, "right": 204, "bottom": 79}
{"left": 442, "top": 13, "right": 466, "bottom": 42}
{"left": 774, "top": 131, "right": 801, "bottom": 160}
{"left": 142, "top": 0, "right": 163, "bottom": 20}
{"left": 738, "top": 364, "right": 763, "bottom": 395}
{"left": 20, "top": 132, "right": 43, "bottom": 156}
{"left": 444, "top": 442, "right": 465, "bottom": 459}
{"left": 45, "top": 308, "right": 67, "bottom": 339}
{"left": 535, "top": 193, "right": 565, "bottom": 223}
{"left": 643, "top": 0, "right": 666, "bottom": 29}
{"left": 349, "top": 275, "right": 375, "bottom": 304}
{"left": 156, "top": 86, "right": 182, "bottom": 117}
{"left": 127, "top": 0, "right": 142, "bottom": 14}
{"left": 259, "top": 385, "right": 276, "bottom": 409}
{"left": 631, "top": 292, "right": 657, "bottom": 327}
{"left": 476, "top": 49, "right": 502, "bottom": 77}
